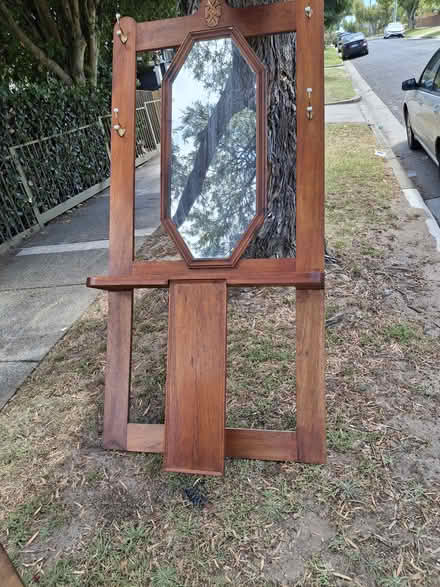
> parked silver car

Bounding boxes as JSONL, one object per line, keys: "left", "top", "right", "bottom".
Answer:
{"left": 402, "top": 48, "right": 440, "bottom": 176}
{"left": 384, "top": 22, "right": 405, "bottom": 38}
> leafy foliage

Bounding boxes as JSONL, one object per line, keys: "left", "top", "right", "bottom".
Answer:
{"left": 398, "top": 0, "right": 420, "bottom": 28}
{"left": 0, "top": 81, "right": 109, "bottom": 244}
{"left": 2, "top": 82, "right": 108, "bottom": 151}
{"left": 0, "top": 0, "right": 176, "bottom": 86}
{"left": 325, "top": 0, "right": 354, "bottom": 27}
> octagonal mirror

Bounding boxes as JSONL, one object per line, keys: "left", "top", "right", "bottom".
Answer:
{"left": 161, "top": 28, "right": 266, "bottom": 267}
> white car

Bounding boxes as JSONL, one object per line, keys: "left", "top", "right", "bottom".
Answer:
{"left": 402, "top": 48, "right": 440, "bottom": 175}
{"left": 384, "top": 22, "right": 405, "bottom": 38}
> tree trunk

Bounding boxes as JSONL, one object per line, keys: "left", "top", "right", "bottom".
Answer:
{"left": 408, "top": 8, "right": 417, "bottom": 29}
{"left": 177, "top": 0, "right": 297, "bottom": 258}
{"left": 85, "top": 0, "right": 99, "bottom": 87}
{"left": 0, "top": 1, "right": 74, "bottom": 85}
{"left": 70, "top": 0, "right": 87, "bottom": 83}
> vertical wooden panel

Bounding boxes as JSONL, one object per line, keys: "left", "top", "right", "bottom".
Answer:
{"left": 295, "top": 0, "right": 326, "bottom": 463}
{"left": 164, "top": 281, "right": 227, "bottom": 475}
{"left": 104, "top": 291, "right": 133, "bottom": 450}
{"left": 296, "top": 0, "right": 324, "bottom": 272}
{"left": 103, "top": 18, "right": 137, "bottom": 450}
{"left": 296, "top": 289, "right": 326, "bottom": 463}
{"left": 109, "top": 17, "right": 137, "bottom": 274}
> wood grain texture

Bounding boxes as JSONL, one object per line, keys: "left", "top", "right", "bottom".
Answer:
{"left": 109, "top": 17, "right": 136, "bottom": 275}
{"left": 127, "top": 424, "right": 163, "bottom": 452}
{"left": 296, "top": 289, "right": 326, "bottom": 463}
{"left": 163, "top": 281, "right": 227, "bottom": 475}
{"left": 160, "top": 26, "right": 266, "bottom": 268}
{"left": 225, "top": 428, "right": 297, "bottom": 461}
{"left": 87, "top": 259, "right": 324, "bottom": 290}
{"left": 103, "top": 18, "right": 137, "bottom": 450}
{"left": 295, "top": 0, "right": 326, "bottom": 464}
{"left": 136, "top": 0, "right": 297, "bottom": 52}
{"left": 295, "top": 0, "right": 325, "bottom": 273}
{"left": 126, "top": 424, "right": 297, "bottom": 462}
{"left": 0, "top": 544, "right": 24, "bottom": 587}
{"left": 104, "top": 292, "right": 133, "bottom": 450}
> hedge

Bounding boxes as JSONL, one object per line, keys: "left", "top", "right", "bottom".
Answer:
{"left": 0, "top": 82, "right": 111, "bottom": 246}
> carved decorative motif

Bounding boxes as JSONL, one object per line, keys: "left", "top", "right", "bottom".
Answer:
{"left": 205, "top": 0, "right": 222, "bottom": 27}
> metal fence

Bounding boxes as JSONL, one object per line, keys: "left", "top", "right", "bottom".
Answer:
{"left": 99, "top": 99, "right": 161, "bottom": 166}
{"left": 0, "top": 94, "right": 161, "bottom": 249}
{"left": 0, "top": 155, "right": 39, "bottom": 246}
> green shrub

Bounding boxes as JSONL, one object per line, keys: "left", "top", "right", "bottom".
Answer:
{"left": 0, "top": 82, "right": 111, "bottom": 245}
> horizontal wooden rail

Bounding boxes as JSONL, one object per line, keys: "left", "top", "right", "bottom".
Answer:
{"left": 87, "top": 259, "right": 324, "bottom": 290}
{"left": 127, "top": 424, "right": 297, "bottom": 461}
{"left": 135, "top": 1, "right": 296, "bottom": 52}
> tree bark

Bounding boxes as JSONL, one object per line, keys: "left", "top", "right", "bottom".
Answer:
{"left": 85, "top": 0, "right": 99, "bottom": 87}
{"left": 33, "top": 0, "right": 62, "bottom": 44}
{"left": 69, "top": 0, "right": 87, "bottom": 84}
{"left": 177, "top": 0, "right": 297, "bottom": 258}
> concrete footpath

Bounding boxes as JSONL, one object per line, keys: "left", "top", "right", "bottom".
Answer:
{"left": 0, "top": 155, "right": 160, "bottom": 409}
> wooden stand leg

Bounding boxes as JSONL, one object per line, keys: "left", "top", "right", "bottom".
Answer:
{"left": 103, "top": 291, "right": 133, "bottom": 450}
{"left": 103, "top": 18, "right": 137, "bottom": 451}
{"left": 0, "top": 544, "right": 24, "bottom": 587}
{"left": 164, "top": 281, "right": 227, "bottom": 475}
{"left": 296, "top": 289, "right": 326, "bottom": 463}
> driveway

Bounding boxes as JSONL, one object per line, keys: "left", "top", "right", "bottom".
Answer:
{"left": 351, "top": 38, "right": 440, "bottom": 216}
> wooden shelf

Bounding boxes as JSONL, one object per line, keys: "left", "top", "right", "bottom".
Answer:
{"left": 87, "top": 258, "right": 324, "bottom": 290}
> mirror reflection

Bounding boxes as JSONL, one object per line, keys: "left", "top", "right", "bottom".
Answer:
{"left": 169, "top": 36, "right": 258, "bottom": 259}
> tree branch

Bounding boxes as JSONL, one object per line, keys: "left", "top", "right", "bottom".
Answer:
{"left": 68, "top": 0, "right": 87, "bottom": 83}
{"left": 85, "top": 0, "right": 98, "bottom": 86}
{"left": 0, "top": 1, "right": 73, "bottom": 84}
{"left": 33, "top": 0, "right": 62, "bottom": 43}
{"left": 172, "top": 51, "right": 255, "bottom": 228}
{"left": 70, "top": 0, "right": 83, "bottom": 39}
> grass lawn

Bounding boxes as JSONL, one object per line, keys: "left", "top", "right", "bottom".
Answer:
{"left": 324, "top": 47, "right": 342, "bottom": 67}
{"left": 405, "top": 26, "right": 440, "bottom": 38}
{"left": 325, "top": 67, "right": 356, "bottom": 104}
{"left": 1, "top": 123, "right": 440, "bottom": 585}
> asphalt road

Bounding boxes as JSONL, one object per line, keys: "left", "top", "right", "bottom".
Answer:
{"left": 351, "top": 38, "right": 440, "bottom": 204}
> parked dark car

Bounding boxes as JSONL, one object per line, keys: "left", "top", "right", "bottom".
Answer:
{"left": 402, "top": 48, "right": 440, "bottom": 176}
{"left": 341, "top": 33, "right": 369, "bottom": 60}
{"left": 337, "top": 32, "right": 352, "bottom": 53}
{"left": 334, "top": 31, "right": 346, "bottom": 48}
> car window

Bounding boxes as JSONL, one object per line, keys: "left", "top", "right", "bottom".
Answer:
{"left": 420, "top": 50, "right": 440, "bottom": 91}
{"left": 433, "top": 66, "right": 440, "bottom": 93}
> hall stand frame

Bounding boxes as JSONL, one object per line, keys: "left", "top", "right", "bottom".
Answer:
{"left": 87, "top": 0, "right": 326, "bottom": 472}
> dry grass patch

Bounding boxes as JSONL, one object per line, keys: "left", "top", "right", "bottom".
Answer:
{"left": 1, "top": 123, "right": 440, "bottom": 585}
{"left": 325, "top": 68, "right": 356, "bottom": 104}
{"left": 324, "top": 47, "right": 342, "bottom": 67}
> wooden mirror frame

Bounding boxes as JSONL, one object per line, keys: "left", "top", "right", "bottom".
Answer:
{"left": 160, "top": 26, "right": 267, "bottom": 268}
{"left": 87, "top": 0, "right": 326, "bottom": 469}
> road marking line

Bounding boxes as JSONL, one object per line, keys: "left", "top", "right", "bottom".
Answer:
{"left": 17, "top": 228, "right": 155, "bottom": 256}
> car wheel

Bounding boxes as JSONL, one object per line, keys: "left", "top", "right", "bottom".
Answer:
{"left": 405, "top": 111, "right": 420, "bottom": 150}
{"left": 342, "top": 52, "right": 346, "bottom": 60}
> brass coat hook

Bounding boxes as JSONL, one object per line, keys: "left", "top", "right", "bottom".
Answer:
{"left": 115, "top": 13, "right": 128, "bottom": 44}
{"left": 113, "top": 108, "right": 126, "bottom": 137}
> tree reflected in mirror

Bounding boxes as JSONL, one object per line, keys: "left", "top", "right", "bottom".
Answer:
{"left": 169, "top": 36, "right": 258, "bottom": 259}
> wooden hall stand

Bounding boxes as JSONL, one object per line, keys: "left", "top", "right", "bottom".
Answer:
{"left": 87, "top": 0, "right": 326, "bottom": 475}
